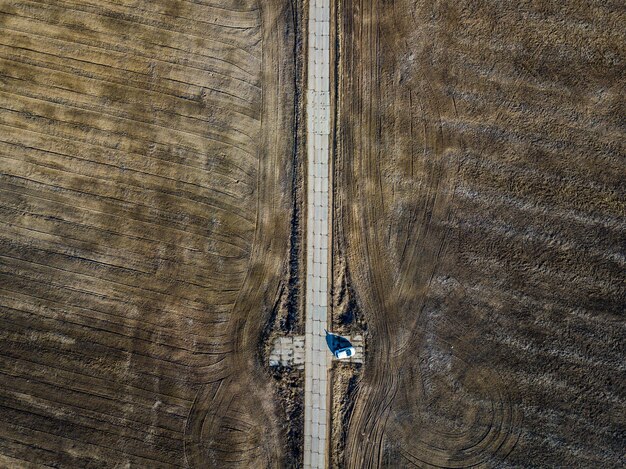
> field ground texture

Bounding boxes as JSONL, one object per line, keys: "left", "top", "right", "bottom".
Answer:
{"left": 0, "top": 0, "right": 299, "bottom": 467}
{"left": 0, "top": 0, "right": 624, "bottom": 468}
{"left": 333, "top": 0, "right": 624, "bottom": 467}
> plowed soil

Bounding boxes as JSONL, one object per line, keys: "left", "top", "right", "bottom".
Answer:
{"left": 333, "top": 0, "right": 625, "bottom": 468}
{"left": 0, "top": 0, "right": 300, "bottom": 467}
{"left": 1, "top": 0, "right": 624, "bottom": 468}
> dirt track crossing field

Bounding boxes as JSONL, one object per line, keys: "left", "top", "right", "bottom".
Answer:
{"left": 0, "top": 0, "right": 297, "bottom": 467}
{"left": 334, "top": 0, "right": 625, "bottom": 467}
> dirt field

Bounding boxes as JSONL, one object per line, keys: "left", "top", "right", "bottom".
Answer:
{"left": 0, "top": 0, "right": 624, "bottom": 468}
{"left": 333, "top": 0, "right": 624, "bottom": 468}
{"left": 0, "top": 0, "right": 300, "bottom": 467}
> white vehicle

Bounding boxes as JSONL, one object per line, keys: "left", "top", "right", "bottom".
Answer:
{"left": 334, "top": 346, "right": 356, "bottom": 359}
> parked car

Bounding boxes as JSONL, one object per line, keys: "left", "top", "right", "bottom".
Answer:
{"left": 334, "top": 346, "right": 356, "bottom": 359}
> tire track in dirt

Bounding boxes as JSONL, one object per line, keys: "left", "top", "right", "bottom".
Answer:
{"left": 183, "top": 1, "right": 297, "bottom": 467}
{"left": 0, "top": 0, "right": 293, "bottom": 466}
{"left": 336, "top": 0, "right": 520, "bottom": 467}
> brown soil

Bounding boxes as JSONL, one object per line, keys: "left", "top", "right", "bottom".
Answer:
{"left": 0, "top": 0, "right": 624, "bottom": 468}
{"left": 329, "top": 361, "right": 362, "bottom": 468}
{"left": 334, "top": 0, "right": 625, "bottom": 468}
{"left": 0, "top": 0, "right": 300, "bottom": 467}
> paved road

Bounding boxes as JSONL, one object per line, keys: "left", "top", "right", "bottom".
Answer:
{"left": 304, "top": 0, "right": 331, "bottom": 467}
